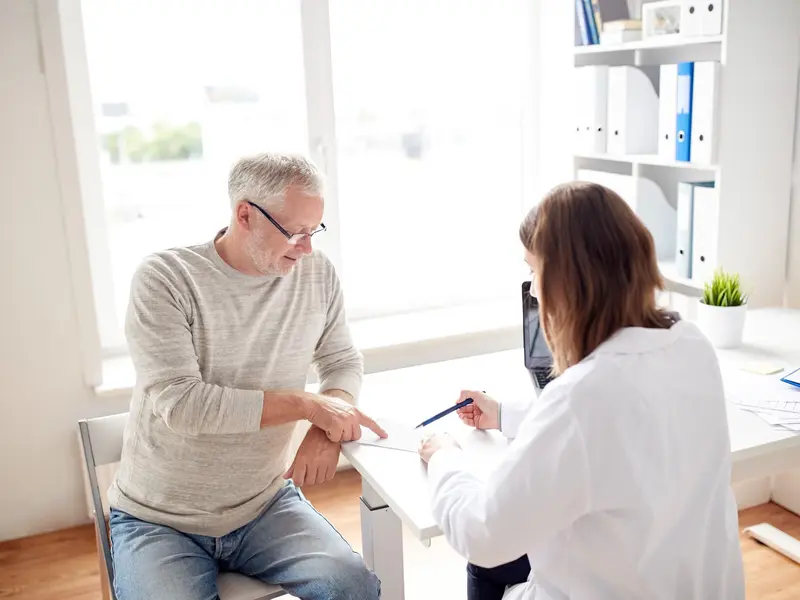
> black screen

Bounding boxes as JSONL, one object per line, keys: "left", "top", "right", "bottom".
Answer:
{"left": 522, "top": 281, "right": 553, "bottom": 369}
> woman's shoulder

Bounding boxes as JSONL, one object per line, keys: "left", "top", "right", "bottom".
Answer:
{"left": 540, "top": 320, "right": 724, "bottom": 418}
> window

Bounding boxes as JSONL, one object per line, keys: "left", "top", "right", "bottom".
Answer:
{"left": 329, "top": 0, "right": 528, "bottom": 317}
{"left": 77, "top": 0, "right": 535, "bottom": 350}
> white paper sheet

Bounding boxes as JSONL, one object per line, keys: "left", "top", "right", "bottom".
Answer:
{"left": 725, "top": 367, "right": 800, "bottom": 414}
{"left": 346, "top": 418, "right": 423, "bottom": 453}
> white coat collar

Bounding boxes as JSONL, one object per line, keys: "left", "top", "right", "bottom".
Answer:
{"left": 593, "top": 319, "right": 690, "bottom": 357}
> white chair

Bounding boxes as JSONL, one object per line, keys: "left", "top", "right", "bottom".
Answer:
{"left": 78, "top": 412, "right": 287, "bottom": 600}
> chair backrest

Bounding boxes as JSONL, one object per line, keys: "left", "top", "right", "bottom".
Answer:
{"left": 80, "top": 412, "right": 129, "bottom": 467}
{"left": 78, "top": 413, "right": 128, "bottom": 600}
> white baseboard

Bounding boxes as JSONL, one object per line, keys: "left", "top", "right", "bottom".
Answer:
{"left": 733, "top": 477, "right": 772, "bottom": 510}
{"left": 771, "top": 471, "right": 800, "bottom": 516}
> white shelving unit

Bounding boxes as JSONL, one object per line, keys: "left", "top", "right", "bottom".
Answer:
{"left": 574, "top": 151, "right": 719, "bottom": 172}
{"left": 573, "top": 34, "right": 724, "bottom": 56}
{"left": 572, "top": 0, "right": 800, "bottom": 306}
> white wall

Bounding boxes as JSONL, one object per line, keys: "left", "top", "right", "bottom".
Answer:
{"left": 0, "top": 2, "right": 128, "bottom": 542}
{"left": 787, "top": 63, "right": 800, "bottom": 308}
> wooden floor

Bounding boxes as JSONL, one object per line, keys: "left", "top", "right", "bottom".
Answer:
{"left": 1, "top": 469, "right": 799, "bottom": 599}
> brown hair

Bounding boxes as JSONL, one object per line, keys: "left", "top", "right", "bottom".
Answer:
{"left": 519, "top": 181, "right": 672, "bottom": 375}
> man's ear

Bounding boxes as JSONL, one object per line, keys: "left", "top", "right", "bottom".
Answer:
{"left": 234, "top": 201, "right": 252, "bottom": 230}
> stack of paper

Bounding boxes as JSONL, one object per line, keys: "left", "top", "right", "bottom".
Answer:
{"left": 725, "top": 367, "right": 800, "bottom": 433}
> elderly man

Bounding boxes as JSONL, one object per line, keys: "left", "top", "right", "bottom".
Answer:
{"left": 108, "top": 153, "right": 385, "bottom": 600}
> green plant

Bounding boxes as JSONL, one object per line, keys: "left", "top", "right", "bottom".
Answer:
{"left": 702, "top": 268, "right": 747, "bottom": 307}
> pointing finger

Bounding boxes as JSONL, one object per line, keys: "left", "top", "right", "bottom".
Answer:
{"left": 359, "top": 412, "right": 388, "bottom": 438}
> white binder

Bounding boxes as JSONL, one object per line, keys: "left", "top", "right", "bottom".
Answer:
{"left": 702, "top": 0, "right": 723, "bottom": 35}
{"left": 607, "top": 66, "right": 659, "bottom": 155}
{"left": 658, "top": 64, "right": 678, "bottom": 161}
{"left": 577, "top": 169, "right": 676, "bottom": 260}
{"left": 681, "top": 2, "right": 704, "bottom": 37}
{"left": 573, "top": 67, "right": 586, "bottom": 153}
{"left": 675, "top": 182, "right": 695, "bottom": 279}
{"left": 574, "top": 66, "right": 609, "bottom": 154}
{"left": 690, "top": 61, "right": 721, "bottom": 165}
{"left": 675, "top": 181, "right": 714, "bottom": 279}
{"left": 691, "top": 183, "right": 719, "bottom": 284}
{"left": 585, "top": 65, "right": 609, "bottom": 154}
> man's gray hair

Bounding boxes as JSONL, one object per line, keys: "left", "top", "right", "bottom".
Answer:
{"left": 227, "top": 153, "right": 324, "bottom": 210}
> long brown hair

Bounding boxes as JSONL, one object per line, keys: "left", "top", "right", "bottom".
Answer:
{"left": 519, "top": 181, "right": 672, "bottom": 375}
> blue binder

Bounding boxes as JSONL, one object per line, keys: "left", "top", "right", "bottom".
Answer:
{"left": 676, "top": 62, "right": 694, "bottom": 162}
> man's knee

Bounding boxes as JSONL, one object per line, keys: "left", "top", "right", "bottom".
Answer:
{"left": 316, "top": 551, "right": 380, "bottom": 600}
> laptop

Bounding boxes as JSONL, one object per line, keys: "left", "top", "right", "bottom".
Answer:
{"left": 522, "top": 281, "right": 556, "bottom": 391}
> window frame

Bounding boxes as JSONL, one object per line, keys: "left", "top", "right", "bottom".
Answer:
{"left": 42, "top": 0, "right": 543, "bottom": 388}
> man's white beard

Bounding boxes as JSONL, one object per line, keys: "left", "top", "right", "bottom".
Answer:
{"left": 245, "top": 230, "right": 290, "bottom": 276}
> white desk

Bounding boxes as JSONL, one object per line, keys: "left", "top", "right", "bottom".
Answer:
{"left": 342, "top": 308, "right": 800, "bottom": 600}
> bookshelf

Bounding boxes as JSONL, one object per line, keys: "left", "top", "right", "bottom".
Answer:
{"left": 574, "top": 151, "right": 718, "bottom": 173}
{"left": 571, "top": 0, "right": 800, "bottom": 306}
{"left": 573, "top": 34, "right": 723, "bottom": 56}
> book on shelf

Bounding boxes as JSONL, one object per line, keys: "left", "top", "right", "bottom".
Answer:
{"left": 601, "top": 30, "right": 643, "bottom": 44}
{"left": 576, "top": 0, "right": 632, "bottom": 46}
{"left": 603, "top": 19, "right": 642, "bottom": 34}
{"left": 575, "top": 0, "right": 592, "bottom": 45}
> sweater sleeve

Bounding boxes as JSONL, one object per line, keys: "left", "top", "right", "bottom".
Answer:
{"left": 125, "top": 258, "right": 264, "bottom": 435}
{"left": 312, "top": 257, "right": 363, "bottom": 402}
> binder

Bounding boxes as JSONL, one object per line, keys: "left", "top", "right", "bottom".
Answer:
{"left": 675, "top": 62, "right": 694, "bottom": 162}
{"left": 578, "top": 169, "right": 676, "bottom": 260}
{"left": 583, "top": 65, "right": 609, "bottom": 153}
{"left": 658, "top": 64, "right": 678, "bottom": 161}
{"left": 607, "top": 66, "right": 659, "bottom": 155}
{"left": 676, "top": 181, "right": 714, "bottom": 278}
{"left": 681, "top": 2, "right": 703, "bottom": 37}
{"left": 690, "top": 61, "right": 720, "bottom": 165}
{"left": 691, "top": 183, "right": 719, "bottom": 284}
{"left": 573, "top": 67, "right": 591, "bottom": 151}
{"left": 702, "top": 0, "right": 723, "bottom": 35}
{"left": 574, "top": 66, "right": 609, "bottom": 153}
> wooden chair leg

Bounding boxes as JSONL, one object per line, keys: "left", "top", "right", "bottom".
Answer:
{"left": 95, "top": 526, "right": 112, "bottom": 600}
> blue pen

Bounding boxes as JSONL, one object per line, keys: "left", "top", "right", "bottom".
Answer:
{"left": 415, "top": 398, "right": 474, "bottom": 429}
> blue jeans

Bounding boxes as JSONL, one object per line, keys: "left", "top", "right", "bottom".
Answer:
{"left": 109, "top": 482, "right": 380, "bottom": 600}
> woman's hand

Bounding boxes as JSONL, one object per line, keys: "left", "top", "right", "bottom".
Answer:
{"left": 419, "top": 433, "right": 461, "bottom": 463}
{"left": 456, "top": 390, "right": 500, "bottom": 431}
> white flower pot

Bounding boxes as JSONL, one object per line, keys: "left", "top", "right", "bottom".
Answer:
{"left": 696, "top": 302, "right": 747, "bottom": 348}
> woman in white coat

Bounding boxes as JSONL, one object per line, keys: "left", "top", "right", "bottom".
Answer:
{"left": 419, "top": 182, "right": 745, "bottom": 600}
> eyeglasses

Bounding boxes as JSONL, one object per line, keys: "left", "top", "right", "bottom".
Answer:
{"left": 246, "top": 201, "right": 326, "bottom": 245}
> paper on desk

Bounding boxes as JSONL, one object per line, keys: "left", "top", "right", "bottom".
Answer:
{"left": 743, "top": 409, "right": 800, "bottom": 426}
{"left": 724, "top": 365, "right": 800, "bottom": 433}
{"left": 346, "top": 418, "right": 422, "bottom": 453}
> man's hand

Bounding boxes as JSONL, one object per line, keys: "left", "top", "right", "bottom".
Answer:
{"left": 285, "top": 426, "right": 341, "bottom": 487}
{"left": 419, "top": 433, "right": 461, "bottom": 463}
{"left": 456, "top": 390, "right": 500, "bottom": 431}
{"left": 306, "top": 393, "right": 387, "bottom": 443}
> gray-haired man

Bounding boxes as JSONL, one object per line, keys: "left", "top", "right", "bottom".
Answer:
{"left": 108, "top": 153, "right": 385, "bottom": 600}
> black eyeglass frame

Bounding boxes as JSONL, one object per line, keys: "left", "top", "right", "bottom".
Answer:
{"left": 246, "top": 200, "right": 326, "bottom": 244}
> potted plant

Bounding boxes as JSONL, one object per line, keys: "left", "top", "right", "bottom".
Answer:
{"left": 697, "top": 268, "right": 748, "bottom": 348}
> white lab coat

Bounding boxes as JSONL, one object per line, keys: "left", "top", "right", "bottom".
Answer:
{"left": 428, "top": 321, "right": 745, "bottom": 600}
